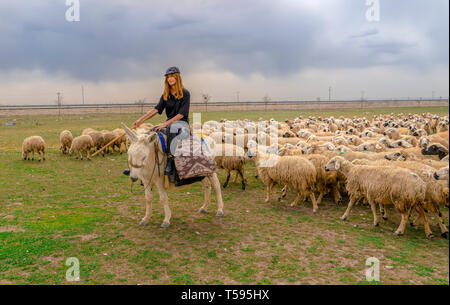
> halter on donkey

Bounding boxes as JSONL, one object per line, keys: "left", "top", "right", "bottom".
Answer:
{"left": 121, "top": 123, "right": 224, "bottom": 228}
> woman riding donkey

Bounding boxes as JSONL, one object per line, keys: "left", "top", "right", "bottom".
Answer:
{"left": 123, "top": 66, "right": 191, "bottom": 183}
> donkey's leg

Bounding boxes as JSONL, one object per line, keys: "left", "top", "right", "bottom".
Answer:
{"left": 155, "top": 178, "right": 171, "bottom": 227}
{"left": 199, "top": 178, "right": 212, "bottom": 214}
{"left": 139, "top": 184, "right": 153, "bottom": 226}
{"left": 210, "top": 173, "right": 224, "bottom": 216}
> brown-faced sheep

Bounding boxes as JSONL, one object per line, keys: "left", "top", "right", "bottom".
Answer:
{"left": 325, "top": 156, "right": 431, "bottom": 238}
{"left": 59, "top": 130, "right": 73, "bottom": 154}
{"left": 69, "top": 135, "right": 94, "bottom": 160}
{"left": 256, "top": 155, "right": 318, "bottom": 212}
{"left": 22, "top": 136, "right": 46, "bottom": 161}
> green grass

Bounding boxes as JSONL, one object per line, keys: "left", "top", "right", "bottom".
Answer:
{"left": 0, "top": 106, "right": 448, "bottom": 284}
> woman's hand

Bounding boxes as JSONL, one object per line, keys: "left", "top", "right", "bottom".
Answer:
{"left": 154, "top": 123, "right": 168, "bottom": 132}
{"left": 132, "top": 120, "right": 142, "bottom": 129}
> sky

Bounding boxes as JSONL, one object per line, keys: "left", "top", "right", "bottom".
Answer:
{"left": 0, "top": 0, "right": 448, "bottom": 105}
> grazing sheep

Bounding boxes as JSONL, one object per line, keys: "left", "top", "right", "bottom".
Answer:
{"left": 69, "top": 135, "right": 94, "bottom": 160}
{"left": 112, "top": 128, "right": 127, "bottom": 153}
{"left": 86, "top": 131, "right": 105, "bottom": 157}
{"left": 82, "top": 128, "right": 96, "bottom": 135}
{"left": 256, "top": 155, "right": 318, "bottom": 212}
{"left": 59, "top": 130, "right": 73, "bottom": 154}
{"left": 101, "top": 130, "right": 117, "bottom": 154}
{"left": 22, "top": 136, "right": 46, "bottom": 161}
{"left": 214, "top": 144, "right": 247, "bottom": 190}
{"left": 325, "top": 156, "right": 431, "bottom": 238}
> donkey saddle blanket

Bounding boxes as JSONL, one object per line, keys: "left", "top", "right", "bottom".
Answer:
{"left": 173, "top": 134, "right": 217, "bottom": 179}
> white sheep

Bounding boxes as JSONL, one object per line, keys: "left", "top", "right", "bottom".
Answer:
{"left": 256, "top": 155, "right": 318, "bottom": 212}
{"left": 69, "top": 135, "right": 94, "bottom": 160}
{"left": 59, "top": 130, "right": 73, "bottom": 155}
{"left": 325, "top": 156, "right": 431, "bottom": 238}
{"left": 22, "top": 136, "right": 46, "bottom": 161}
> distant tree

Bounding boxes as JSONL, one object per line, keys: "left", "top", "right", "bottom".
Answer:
{"left": 135, "top": 98, "right": 146, "bottom": 114}
{"left": 202, "top": 93, "right": 211, "bottom": 112}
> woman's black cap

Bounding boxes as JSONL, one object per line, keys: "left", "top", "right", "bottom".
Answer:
{"left": 165, "top": 66, "right": 180, "bottom": 76}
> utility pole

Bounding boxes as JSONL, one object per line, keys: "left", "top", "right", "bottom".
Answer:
{"left": 329, "top": 86, "right": 332, "bottom": 101}
{"left": 236, "top": 91, "right": 240, "bottom": 103}
{"left": 360, "top": 91, "right": 365, "bottom": 109}
{"left": 81, "top": 86, "right": 85, "bottom": 104}
{"left": 56, "top": 92, "right": 62, "bottom": 117}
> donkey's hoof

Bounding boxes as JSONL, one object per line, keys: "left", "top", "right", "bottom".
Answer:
{"left": 394, "top": 231, "right": 404, "bottom": 236}
{"left": 199, "top": 208, "right": 207, "bottom": 214}
{"left": 161, "top": 222, "right": 170, "bottom": 228}
{"left": 216, "top": 211, "right": 224, "bottom": 217}
{"left": 410, "top": 222, "right": 415, "bottom": 227}
{"left": 441, "top": 232, "right": 448, "bottom": 239}
{"left": 427, "top": 233, "right": 434, "bottom": 239}
{"left": 139, "top": 220, "right": 148, "bottom": 226}
{"left": 382, "top": 217, "right": 388, "bottom": 221}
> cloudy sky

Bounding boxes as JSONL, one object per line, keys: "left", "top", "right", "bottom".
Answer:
{"left": 0, "top": 0, "right": 448, "bottom": 105}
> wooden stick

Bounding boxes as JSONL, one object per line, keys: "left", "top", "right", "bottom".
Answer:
{"left": 91, "top": 126, "right": 135, "bottom": 157}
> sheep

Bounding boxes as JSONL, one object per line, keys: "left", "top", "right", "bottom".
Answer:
{"left": 213, "top": 144, "right": 247, "bottom": 190}
{"left": 352, "top": 159, "right": 449, "bottom": 238}
{"left": 22, "top": 136, "right": 46, "bottom": 161}
{"left": 256, "top": 155, "right": 318, "bottom": 212}
{"left": 422, "top": 143, "right": 449, "bottom": 160}
{"left": 69, "top": 135, "right": 94, "bottom": 160}
{"left": 434, "top": 166, "right": 449, "bottom": 183}
{"left": 59, "top": 130, "right": 73, "bottom": 154}
{"left": 112, "top": 128, "right": 127, "bottom": 153}
{"left": 278, "top": 148, "right": 340, "bottom": 204}
{"left": 385, "top": 148, "right": 441, "bottom": 161}
{"left": 101, "top": 130, "right": 117, "bottom": 154}
{"left": 325, "top": 156, "right": 432, "bottom": 238}
{"left": 356, "top": 141, "right": 385, "bottom": 152}
{"left": 82, "top": 128, "right": 96, "bottom": 135}
{"left": 86, "top": 131, "right": 105, "bottom": 157}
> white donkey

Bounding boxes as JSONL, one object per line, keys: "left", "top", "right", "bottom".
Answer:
{"left": 122, "top": 123, "right": 224, "bottom": 227}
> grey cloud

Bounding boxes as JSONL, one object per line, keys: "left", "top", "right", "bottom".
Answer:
{"left": 0, "top": 0, "right": 448, "bottom": 81}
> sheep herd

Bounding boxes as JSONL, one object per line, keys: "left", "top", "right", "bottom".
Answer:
{"left": 198, "top": 112, "right": 449, "bottom": 239}
{"left": 20, "top": 112, "right": 449, "bottom": 239}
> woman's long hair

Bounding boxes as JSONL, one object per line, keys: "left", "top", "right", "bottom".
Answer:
{"left": 163, "top": 73, "right": 184, "bottom": 101}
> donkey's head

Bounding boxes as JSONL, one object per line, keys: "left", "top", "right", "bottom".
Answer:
{"left": 122, "top": 123, "right": 163, "bottom": 183}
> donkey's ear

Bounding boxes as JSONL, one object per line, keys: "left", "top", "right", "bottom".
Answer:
{"left": 121, "top": 122, "right": 138, "bottom": 143}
